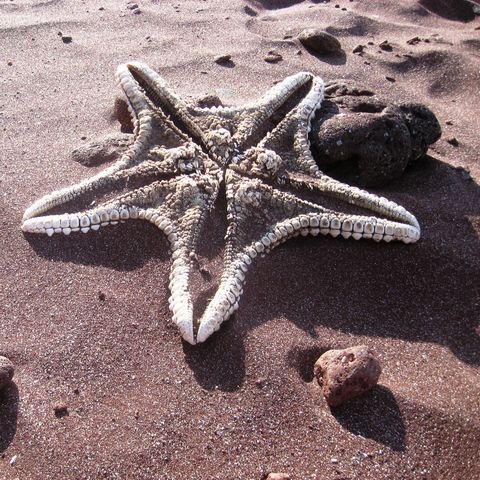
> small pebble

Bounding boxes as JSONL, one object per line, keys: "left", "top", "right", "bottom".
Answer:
{"left": 386, "top": 76, "right": 396, "bottom": 82}
{"left": 7, "top": 60, "right": 13, "bottom": 66}
{"left": 54, "top": 403, "right": 69, "bottom": 417}
{"left": 352, "top": 44, "right": 365, "bottom": 54}
{"left": 264, "top": 50, "right": 283, "bottom": 63}
{"left": 379, "top": 40, "right": 393, "bottom": 52}
{"left": 447, "top": 137, "right": 459, "bottom": 147}
{"left": 298, "top": 29, "right": 342, "bottom": 55}
{"left": 266, "top": 474, "right": 290, "bottom": 480}
{"left": 445, "top": 120, "right": 453, "bottom": 125}
{"left": 214, "top": 54, "right": 232, "bottom": 64}
{"left": 331, "top": 458, "right": 339, "bottom": 464}
{"left": 407, "top": 36, "right": 421, "bottom": 45}
{"left": 98, "top": 291, "right": 106, "bottom": 301}
{"left": 9, "top": 455, "right": 17, "bottom": 466}
{"left": 61, "top": 35, "right": 72, "bottom": 43}
{"left": 126, "top": 2, "right": 138, "bottom": 9}
{"left": 0, "top": 356, "right": 14, "bottom": 390}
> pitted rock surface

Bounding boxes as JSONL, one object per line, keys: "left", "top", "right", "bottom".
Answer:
{"left": 311, "top": 80, "right": 441, "bottom": 186}
{"left": 0, "top": 356, "right": 14, "bottom": 391}
{"left": 314, "top": 345, "right": 381, "bottom": 407}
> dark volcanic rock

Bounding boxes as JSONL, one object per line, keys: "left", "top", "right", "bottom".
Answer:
{"left": 314, "top": 345, "right": 381, "bottom": 407}
{"left": 310, "top": 80, "right": 441, "bottom": 186}
{"left": 0, "top": 356, "right": 14, "bottom": 391}
{"left": 298, "top": 29, "right": 341, "bottom": 55}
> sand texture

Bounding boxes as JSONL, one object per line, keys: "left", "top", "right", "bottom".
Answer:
{"left": 1, "top": 0, "right": 479, "bottom": 479}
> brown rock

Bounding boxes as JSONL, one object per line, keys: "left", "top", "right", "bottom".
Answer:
{"left": 314, "top": 345, "right": 381, "bottom": 407}
{"left": 266, "top": 474, "right": 290, "bottom": 480}
{"left": 0, "top": 356, "right": 14, "bottom": 390}
{"left": 379, "top": 40, "right": 393, "bottom": 52}
{"left": 298, "top": 29, "right": 341, "bottom": 55}
{"left": 113, "top": 96, "right": 134, "bottom": 133}
{"left": 264, "top": 50, "right": 283, "bottom": 63}
{"left": 214, "top": 54, "right": 232, "bottom": 64}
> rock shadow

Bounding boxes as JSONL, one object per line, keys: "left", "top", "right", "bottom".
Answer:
{"left": 0, "top": 382, "right": 18, "bottom": 453}
{"left": 331, "top": 385, "right": 406, "bottom": 451}
{"left": 303, "top": 47, "right": 347, "bottom": 66}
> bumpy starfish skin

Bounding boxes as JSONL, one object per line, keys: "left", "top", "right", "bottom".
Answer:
{"left": 22, "top": 62, "right": 420, "bottom": 344}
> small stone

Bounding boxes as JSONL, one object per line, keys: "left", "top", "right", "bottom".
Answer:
{"left": 447, "top": 137, "right": 459, "bottom": 147}
{"left": 367, "top": 41, "right": 374, "bottom": 46}
{"left": 132, "top": 8, "right": 141, "bottom": 14}
{"left": 255, "top": 377, "right": 266, "bottom": 388}
{"left": 266, "top": 473, "right": 290, "bottom": 480}
{"left": 195, "top": 93, "right": 223, "bottom": 109}
{"left": 61, "top": 35, "right": 72, "bottom": 44}
{"left": 80, "top": 136, "right": 87, "bottom": 140}
{"left": 264, "top": 50, "right": 283, "bottom": 63}
{"left": 298, "top": 29, "right": 341, "bottom": 55}
{"left": 73, "top": 387, "right": 80, "bottom": 394}
{"left": 99, "top": 7, "right": 105, "bottom": 10}
{"left": 113, "top": 96, "right": 134, "bottom": 133}
{"left": 314, "top": 345, "right": 381, "bottom": 407}
{"left": 379, "top": 40, "right": 393, "bottom": 52}
{"left": 0, "top": 356, "right": 14, "bottom": 390}
{"left": 385, "top": 76, "right": 396, "bottom": 82}
{"left": 126, "top": 2, "right": 138, "bottom": 9}
{"left": 352, "top": 45, "right": 365, "bottom": 54}
{"left": 98, "top": 291, "right": 106, "bottom": 301}
{"left": 445, "top": 120, "right": 453, "bottom": 125}
{"left": 9, "top": 455, "right": 17, "bottom": 466}
{"left": 330, "top": 458, "right": 339, "bottom": 464}
{"left": 53, "top": 403, "right": 69, "bottom": 417}
{"left": 214, "top": 54, "right": 232, "bottom": 64}
{"left": 407, "top": 36, "right": 421, "bottom": 45}
{"left": 7, "top": 60, "right": 13, "bottom": 66}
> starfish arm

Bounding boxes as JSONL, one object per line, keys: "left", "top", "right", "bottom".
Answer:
{"left": 196, "top": 168, "right": 419, "bottom": 342}
{"left": 24, "top": 171, "right": 219, "bottom": 344}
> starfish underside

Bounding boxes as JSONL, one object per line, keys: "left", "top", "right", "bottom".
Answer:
{"left": 22, "top": 62, "right": 420, "bottom": 344}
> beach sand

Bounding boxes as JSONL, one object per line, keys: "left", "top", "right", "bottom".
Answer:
{"left": 0, "top": 0, "right": 479, "bottom": 478}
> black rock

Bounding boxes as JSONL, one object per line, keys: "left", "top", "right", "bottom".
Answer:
{"left": 310, "top": 81, "right": 441, "bottom": 186}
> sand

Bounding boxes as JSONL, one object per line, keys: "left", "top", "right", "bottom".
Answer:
{"left": 0, "top": 0, "right": 479, "bottom": 479}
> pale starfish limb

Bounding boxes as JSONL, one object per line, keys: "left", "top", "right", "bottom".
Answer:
{"left": 23, "top": 68, "right": 160, "bottom": 222}
{"left": 195, "top": 168, "right": 420, "bottom": 342}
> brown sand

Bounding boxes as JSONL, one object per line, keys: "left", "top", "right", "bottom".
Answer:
{"left": 1, "top": 0, "right": 479, "bottom": 479}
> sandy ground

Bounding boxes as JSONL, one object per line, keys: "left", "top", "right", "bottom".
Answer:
{"left": 0, "top": 0, "right": 479, "bottom": 479}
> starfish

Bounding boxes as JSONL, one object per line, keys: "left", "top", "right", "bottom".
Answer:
{"left": 22, "top": 62, "right": 420, "bottom": 345}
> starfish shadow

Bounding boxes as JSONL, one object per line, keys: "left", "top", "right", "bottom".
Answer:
{"left": 25, "top": 221, "right": 170, "bottom": 272}
{"left": 0, "top": 382, "right": 18, "bottom": 453}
